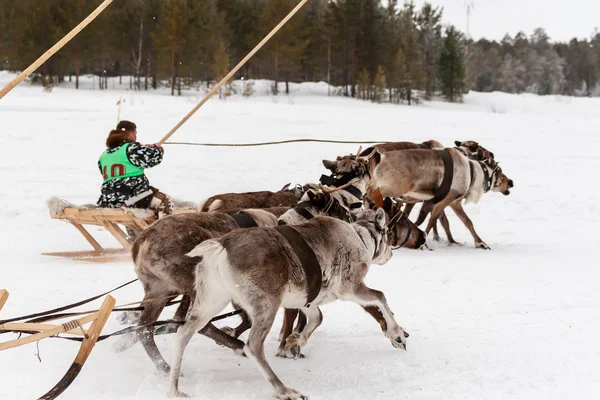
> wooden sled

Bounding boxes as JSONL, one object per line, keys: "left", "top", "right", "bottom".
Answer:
{"left": 43, "top": 199, "right": 195, "bottom": 262}
{"left": 0, "top": 289, "right": 116, "bottom": 399}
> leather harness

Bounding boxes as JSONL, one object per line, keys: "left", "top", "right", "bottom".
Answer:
{"left": 432, "top": 149, "right": 454, "bottom": 204}
{"left": 275, "top": 225, "right": 322, "bottom": 307}
{"left": 230, "top": 212, "right": 258, "bottom": 228}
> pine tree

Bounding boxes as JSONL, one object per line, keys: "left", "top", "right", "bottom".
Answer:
{"left": 397, "top": 1, "right": 422, "bottom": 105}
{"left": 152, "top": 0, "right": 188, "bottom": 95}
{"left": 372, "top": 65, "right": 386, "bottom": 103}
{"left": 260, "top": 0, "right": 308, "bottom": 95}
{"left": 357, "top": 67, "right": 370, "bottom": 99}
{"left": 438, "top": 25, "right": 466, "bottom": 102}
{"left": 416, "top": 2, "right": 442, "bottom": 99}
{"left": 213, "top": 38, "right": 229, "bottom": 99}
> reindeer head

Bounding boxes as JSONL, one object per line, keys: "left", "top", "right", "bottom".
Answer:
{"left": 304, "top": 189, "right": 355, "bottom": 222}
{"left": 322, "top": 146, "right": 377, "bottom": 180}
{"left": 381, "top": 197, "right": 427, "bottom": 250}
{"left": 353, "top": 207, "right": 392, "bottom": 265}
{"left": 455, "top": 140, "right": 495, "bottom": 162}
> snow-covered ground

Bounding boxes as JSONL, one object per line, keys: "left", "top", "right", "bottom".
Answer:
{"left": 1, "top": 71, "right": 599, "bottom": 400}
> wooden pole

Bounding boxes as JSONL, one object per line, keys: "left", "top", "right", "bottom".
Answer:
{"left": 157, "top": 0, "right": 310, "bottom": 146}
{"left": 38, "top": 295, "right": 116, "bottom": 400}
{"left": 0, "top": 0, "right": 114, "bottom": 100}
{"left": 0, "top": 290, "right": 8, "bottom": 312}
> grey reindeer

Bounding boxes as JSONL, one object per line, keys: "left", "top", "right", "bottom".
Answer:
{"left": 168, "top": 208, "right": 408, "bottom": 399}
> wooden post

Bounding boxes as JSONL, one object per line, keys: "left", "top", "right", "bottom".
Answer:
{"left": 0, "top": 0, "right": 114, "bottom": 100}
{"left": 116, "top": 96, "right": 122, "bottom": 123}
{"left": 156, "top": 0, "right": 309, "bottom": 145}
{"left": 38, "top": 295, "right": 116, "bottom": 400}
{"left": 0, "top": 290, "right": 8, "bottom": 312}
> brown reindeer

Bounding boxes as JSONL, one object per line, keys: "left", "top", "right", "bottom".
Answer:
{"left": 326, "top": 146, "right": 513, "bottom": 249}
{"left": 198, "top": 183, "right": 309, "bottom": 212}
{"left": 169, "top": 209, "right": 407, "bottom": 399}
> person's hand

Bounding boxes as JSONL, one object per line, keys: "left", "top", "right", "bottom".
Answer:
{"left": 146, "top": 143, "right": 163, "bottom": 149}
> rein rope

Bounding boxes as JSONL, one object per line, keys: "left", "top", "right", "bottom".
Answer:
{"left": 164, "top": 139, "right": 392, "bottom": 147}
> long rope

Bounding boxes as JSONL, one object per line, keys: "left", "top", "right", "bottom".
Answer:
{"left": 164, "top": 138, "right": 390, "bottom": 147}
{"left": 0, "top": 279, "right": 138, "bottom": 325}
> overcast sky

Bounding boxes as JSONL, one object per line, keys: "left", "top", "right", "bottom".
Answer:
{"left": 411, "top": 0, "right": 599, "bottom": 43}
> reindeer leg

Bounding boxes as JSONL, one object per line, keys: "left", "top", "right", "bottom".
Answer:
{"left": 402, "top": 203, "right": 416, "bottom": 218}
{"left": 282, "top": 306, "right": 323, "bottom": 359}
{"left": 136, "top": 294, "right": 174, "bottom": 374}
{"left": 168, "top": 294, "right": 231, "bottom": 398}
{"left": 423, "top": 200, "right": 452, "bottom": 242}
{"left": 245, "top": 302, "right": 306, "bottom": 400}
{"left": 294, "top": 311, "right": 307, "bottom": 333}
{"left": 362, "top": 305, "right": 387, "bottom": 333}
{"left": 449, "top": 201, "right": 490, "bottom": 249}
{"left": 414, "top": 201, "right": 431, "bottom": 226}
{"left": 277, "top": 309, "right": 299, "bottom": 357}
{"left": 342, "top": 282, "right": 407, "bottom": 350}
{"left": 221, "top": 301, "right": 252, "bottom": 339}
{"left": 438, "top": 211, "right": 461, "bottom": 246}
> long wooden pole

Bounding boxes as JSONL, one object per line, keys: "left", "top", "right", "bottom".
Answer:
{"left": 157, "top": 0, "right": 310, "bottom": 146}
{"left": 0, "top": 290, "right": 8, "bottom": 312}
{"left": 0, "top": 0, "right": 114, "bottom": 100}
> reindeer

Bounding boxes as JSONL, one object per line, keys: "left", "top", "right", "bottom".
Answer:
{"left": 198, "top": 183, "right": 309, "bottom": 212}
{"left": 274, "top": 188, "right": 425, "bottom": 359}
{"left": 324, "top": 146, "right": 513, "bottom": 249}
{"left": 168, "top": 209, "right": 408, "bottom": 399}
{"left": 114, "top": 188, "right": 363, "bottom": 373}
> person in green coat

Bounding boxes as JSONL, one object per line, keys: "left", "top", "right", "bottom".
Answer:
{"left": 97, "top": 120, "right": 172, "bottom": 217}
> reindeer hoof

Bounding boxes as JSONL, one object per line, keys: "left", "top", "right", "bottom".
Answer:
{"left": 404, "top": 331, "right": 410, "bottom": 338}
{"left": 476, "top": 242, "right": 491, "bottom": 250}
{"left": 277, "top": 387, "right": 307, "bottom": 400}
{"left": 167, "top": 390, "right": 191, "bottom": 398}
{"left": 391, "top": 337, "right": 407, "bottom": 350}
{"left": 448, "top": 241, "right": 463, "bottom": 247}
{"left": 116, "top": 311, "right": 141, "bottom": 325}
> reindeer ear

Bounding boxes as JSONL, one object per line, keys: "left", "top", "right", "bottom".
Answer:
{"left": 375, "top": 208, "right": 386, "bottom": 231}
{"left": 454, "top": 140, "right": 462, "bottom": 147}
{"left": 469, "top": 142, "right": 479, "bottom": 152}
{"left": 280, "top": 183, "right": 291, "bottom": 191}
{"left": 489, "top": 151, "right": 495, "bottom": 159}
{"left": 322, "top": 159, "right": 336, "bottom": 172}
{"left": 383, "top": 196, "right": 394, "bottom": 212}
{"left": 307, "top": 189, "right": 318, "bottom": 202}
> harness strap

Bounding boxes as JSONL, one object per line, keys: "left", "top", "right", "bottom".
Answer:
{"left": 230, "top": 212, "right": 258, "bottom": 228}
{"left": 275, "top": 225, "right": 322, "bottom": 307}
{"left": 469, "top": 161, "right": 476, "bottom": 191}
{"left": 479, "top": 161, "right": 491, "bottom": 193}
{"left": 432, "top": 149, "right": 454, "bottom": 204}
{"left": 294, "top": 206, "right": 316, "bottom": 221}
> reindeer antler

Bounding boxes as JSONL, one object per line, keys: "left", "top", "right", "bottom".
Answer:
{"left": 318, "top": 177, "right": 361, "bottom": 193}
{"left": 357, "top": 147, "right": 377, "bottom": 161}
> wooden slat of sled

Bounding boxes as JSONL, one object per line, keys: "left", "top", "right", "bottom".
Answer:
{"left": 45, "top": 206, "right": 196, "bottom": 261}
{"left": 1, "top": 322, "right": 89, "bottom": 336}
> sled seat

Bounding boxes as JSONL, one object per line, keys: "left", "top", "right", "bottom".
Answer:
{"left": 43, "top": 197, "right": 196, "bottom": 262}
